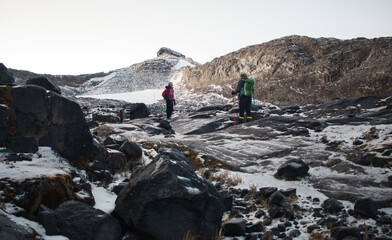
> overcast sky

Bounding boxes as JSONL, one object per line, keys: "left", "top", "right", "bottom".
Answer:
{"left": 1, "top": 0, "right": 391, "bottom": 75}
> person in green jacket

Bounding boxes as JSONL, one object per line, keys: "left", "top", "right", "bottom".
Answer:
{"left": 232, "top": 71, "right": 254, "bottom": 123}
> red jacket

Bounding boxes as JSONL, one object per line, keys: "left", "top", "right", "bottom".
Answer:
{"left": 162, "top": 86, "right": 175, "bottom": 100}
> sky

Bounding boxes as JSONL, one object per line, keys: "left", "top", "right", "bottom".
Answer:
{"left": 1, "top": 0, "right": 392, "bottom": 75}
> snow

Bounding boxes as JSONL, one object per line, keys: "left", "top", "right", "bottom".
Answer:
{"left": 173, "top": 59, "right": 195, "bottom": 70}
{"left": 91, "top": 184, "right": 117, "bottom": 214}
{"left": 0, "top": 147, "right": 71, "bottom": 181}
{"left": 77, "top": 88, "right": 163, "bottom": 105}
{"left": 185, "top": 186, "right": 201, "bottom": 195}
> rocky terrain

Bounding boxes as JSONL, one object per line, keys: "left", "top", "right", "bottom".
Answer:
{"left": 10, "top": 47, "right": 198, "bottom": 97}
{"left": 1, "top": 36, "right": 392, "bottom": 240}
{"left": 182, "top": 35, "right": 392, "bottom": 106}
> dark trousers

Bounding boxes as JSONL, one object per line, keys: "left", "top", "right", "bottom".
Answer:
{"left": 166, "top": 99, "right": 173, "bottom": 118}
{"left": 239, "top": 96, "right": 252, "bottom": 118}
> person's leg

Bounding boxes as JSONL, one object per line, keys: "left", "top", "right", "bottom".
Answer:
{"left": 239, "top": 97, "right": 245, "bottom": 123}
{"left": 245, "top": 96, "right": 252, "bottom": 121}
{"left": 167, "top": 99, "right": 173, "bottom": 118}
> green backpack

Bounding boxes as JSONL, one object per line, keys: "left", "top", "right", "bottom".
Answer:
{"left": 240, "top": 78, "right": 254, "bottom": 96}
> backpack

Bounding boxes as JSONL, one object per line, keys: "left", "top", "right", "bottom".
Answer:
{"left": 240, "top": 78, "right": 254, "bottom": 96}
{"left": 162, "top": 89, "right": 167, "bottom": 99}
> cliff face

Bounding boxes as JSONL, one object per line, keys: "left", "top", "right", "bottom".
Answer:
{"left": 182, "top": 35, "right": 392, "bottom": 106}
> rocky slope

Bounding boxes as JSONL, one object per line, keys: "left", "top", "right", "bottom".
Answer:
{"left": 10, "top": 47, "right": 198, "bottom": 97}
{"left": 182, "top": 35, "right": 392, "bottom": 106}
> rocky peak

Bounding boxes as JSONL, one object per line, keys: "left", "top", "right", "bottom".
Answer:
{"left": 182, "top": 35, "right": 392, "bottom": 106}
{"left": 157, "top": 47, "right": 185, "bottom": 58}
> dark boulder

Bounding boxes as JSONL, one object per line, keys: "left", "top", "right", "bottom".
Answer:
{"left": 274, "top": 159, "right": 309, "bottom": 180}
{"left": 36, "top": 205, "right": 59, "bottom": 235}
{"left": 40, "top": 92, "right": 94, "bottom": 168}
{"left": 222, "top": 218, "right": 246, "bottom": 237}
{"left": 268, "top": 204, "right": 286, "bottom": 219}
{"left": 2, "top": 85, "right": 94, "bottom": 167}
{"left": 103, "top": 137, "right": 117, "bottom": 146}
{"left": 330, "top": 226, "right": 361, "bottom": 240}
{"left": 26, "top": 76, "right": 61, "bottom": 94}
{"left": 322, "top": 198, "right": 345, "bottom": 214}
{"left": 158, "top": 119, "right": 172, "bottom": 130}
{"left": 128, "top": 103, "right": 149, "bottom": 120}
{"left": 114, "top": 148, "right": 224, "bottom": 240}
{"left": 9, "top": 85, "right": 48, "bottom": 139}
{"left": 268, "top": 190, "right": 285, "bottom": 206}
{"left": 354, "top": 198, "right": 378, "bottom": 219}
{"left": 91, "top": 143, "right": 127, "bottom": 174}
{"left": 54, "top": 200, "right": 122, "bottom": 240}
{"left": 0, "top": 215, "right": 37, "bottom": 240}
{"left": 8, "top": 136, "right": 38, "bottom": 153}
{"left": 119, "top": 141, "right": 142, "bottom": 162}
{"left": 0, "top": 63, "right": 15, "bottom": 85}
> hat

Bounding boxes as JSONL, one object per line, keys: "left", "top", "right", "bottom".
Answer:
{"left": 169, "top": 82, "right": 173, "bottom": 85}
{"left": 240, "top": 70, "right": 247, "bottom": 75}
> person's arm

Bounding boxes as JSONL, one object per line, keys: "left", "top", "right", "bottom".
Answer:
{"left": 232, "top": 80, "right": 242, "bottom": 95}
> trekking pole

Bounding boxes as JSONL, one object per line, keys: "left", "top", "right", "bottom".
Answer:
{"left": 252, "top": 88, "right": 255, "bottom": 109}
{"left": 232, "top": 95, "right": 236, "bottom": 125}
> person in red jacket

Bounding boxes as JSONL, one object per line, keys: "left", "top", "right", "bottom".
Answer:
{"left": 162, "top": 82, "right": 176, "bottom": 119}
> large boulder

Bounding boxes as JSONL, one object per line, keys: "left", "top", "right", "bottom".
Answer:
{"left": 354, "top": 198, "right": 378, "bottom": 219}
{"left": 0, "top": 63, "right": 15, "bottom": 85}
{"left": 322, "top": 198, "right": 345, "bottom": 214}
{"left": 0, "top": 85, "right": 95, "bottom": 167}
{"left": 54, "top": 201, "right": 122, "bottom": 240}
{"left": 274, "top": 159, "right": 310, "bottom": 180}
{"left": 119, "top": 141, "right": 143, "bottom": 162}
{"left": 40, "top": 92, "right": 94, "bottom": 167}
{"left": 128, "top": 103, "right": 149, "bottom": 120}
{"left": 114, "top": 148, "right": 225, "bottom": 240}
{"left": 26, "top": 76, "right": 61, "bottom": 94}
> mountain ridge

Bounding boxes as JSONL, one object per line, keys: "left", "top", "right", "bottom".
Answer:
{"left": 182, "top": 35, "right": 392, "bottom": 106}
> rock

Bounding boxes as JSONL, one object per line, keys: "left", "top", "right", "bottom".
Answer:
{"left": 119, "top": 141, "right": 142, "bottom": 162}
{"left": 158, "top": 119, "right": 172, "bottom": 130}
{"left": 289, "top": 229, "right": 301, "bottom": 238}
{"left": 112, "top": 182, "right": 128, "bottom": 195}
{"left": 255, "top": 209, "right": 266, "bottom": 218}
{"left": 330, "top": 226, "right": 361, "bottom": 240}
{"left": 36, "top": 205, "right": 59, "bottom": 235}
{"left": 246, "top": 221, "right": 264, "bottom": 233}
{"left": 0, "top": 174, "right": 94, "bottom": 217}
{"left": 274, "top": 159, "right": 309, "bottom": 180}
{"left": 54, "top": 200, "right": 122, "bottom": 240}
{"left": 128, "top": 103, "right": 149, "bottom": 120}
{"left": 8, "top": 85, "right": 49, "bottom": 142}
{"left": 40, "top": 92, "right": 94, "bottom": 168}
{"left": 268, "top": 190, "right": 285, "bottom": 206}
{"left": 103, "top": 137, "right": 117, "bottom": 146}
{"left": 114, "top": 148, "right": 224, "bottom": 240}
{"left": 259, "top": 187, "right": 278, "bottom": 198}
{"left": 322, "top": 198, "right": 345, "bottom": 214}
{"left": 0, "top": 215, "right": 37, "bottom": 240}
{"left": 0, "top": 63, "right": 15, "bottom": 85}
{"left": 268, "top": 204, "right": 285, "bottom": 219}
{"left": 157, "top": 47, "right": 185, "bottom": 58}
{"left": 222, "top": 218, "right": 246, "bottom": 237}
{"left": 182, "top": 36, "right": 392, "bottom": 106}
{"left": 2, "top": 85, "right": 95, "bottom": 168}
{"left": 354, "top": 198, "right": 378, "bottom": 219}
{"left": 26, "top": 76, "right": 61, "bottom": 94}
{"left": 8, "top": 136, "right": 38, "bottom": 153}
